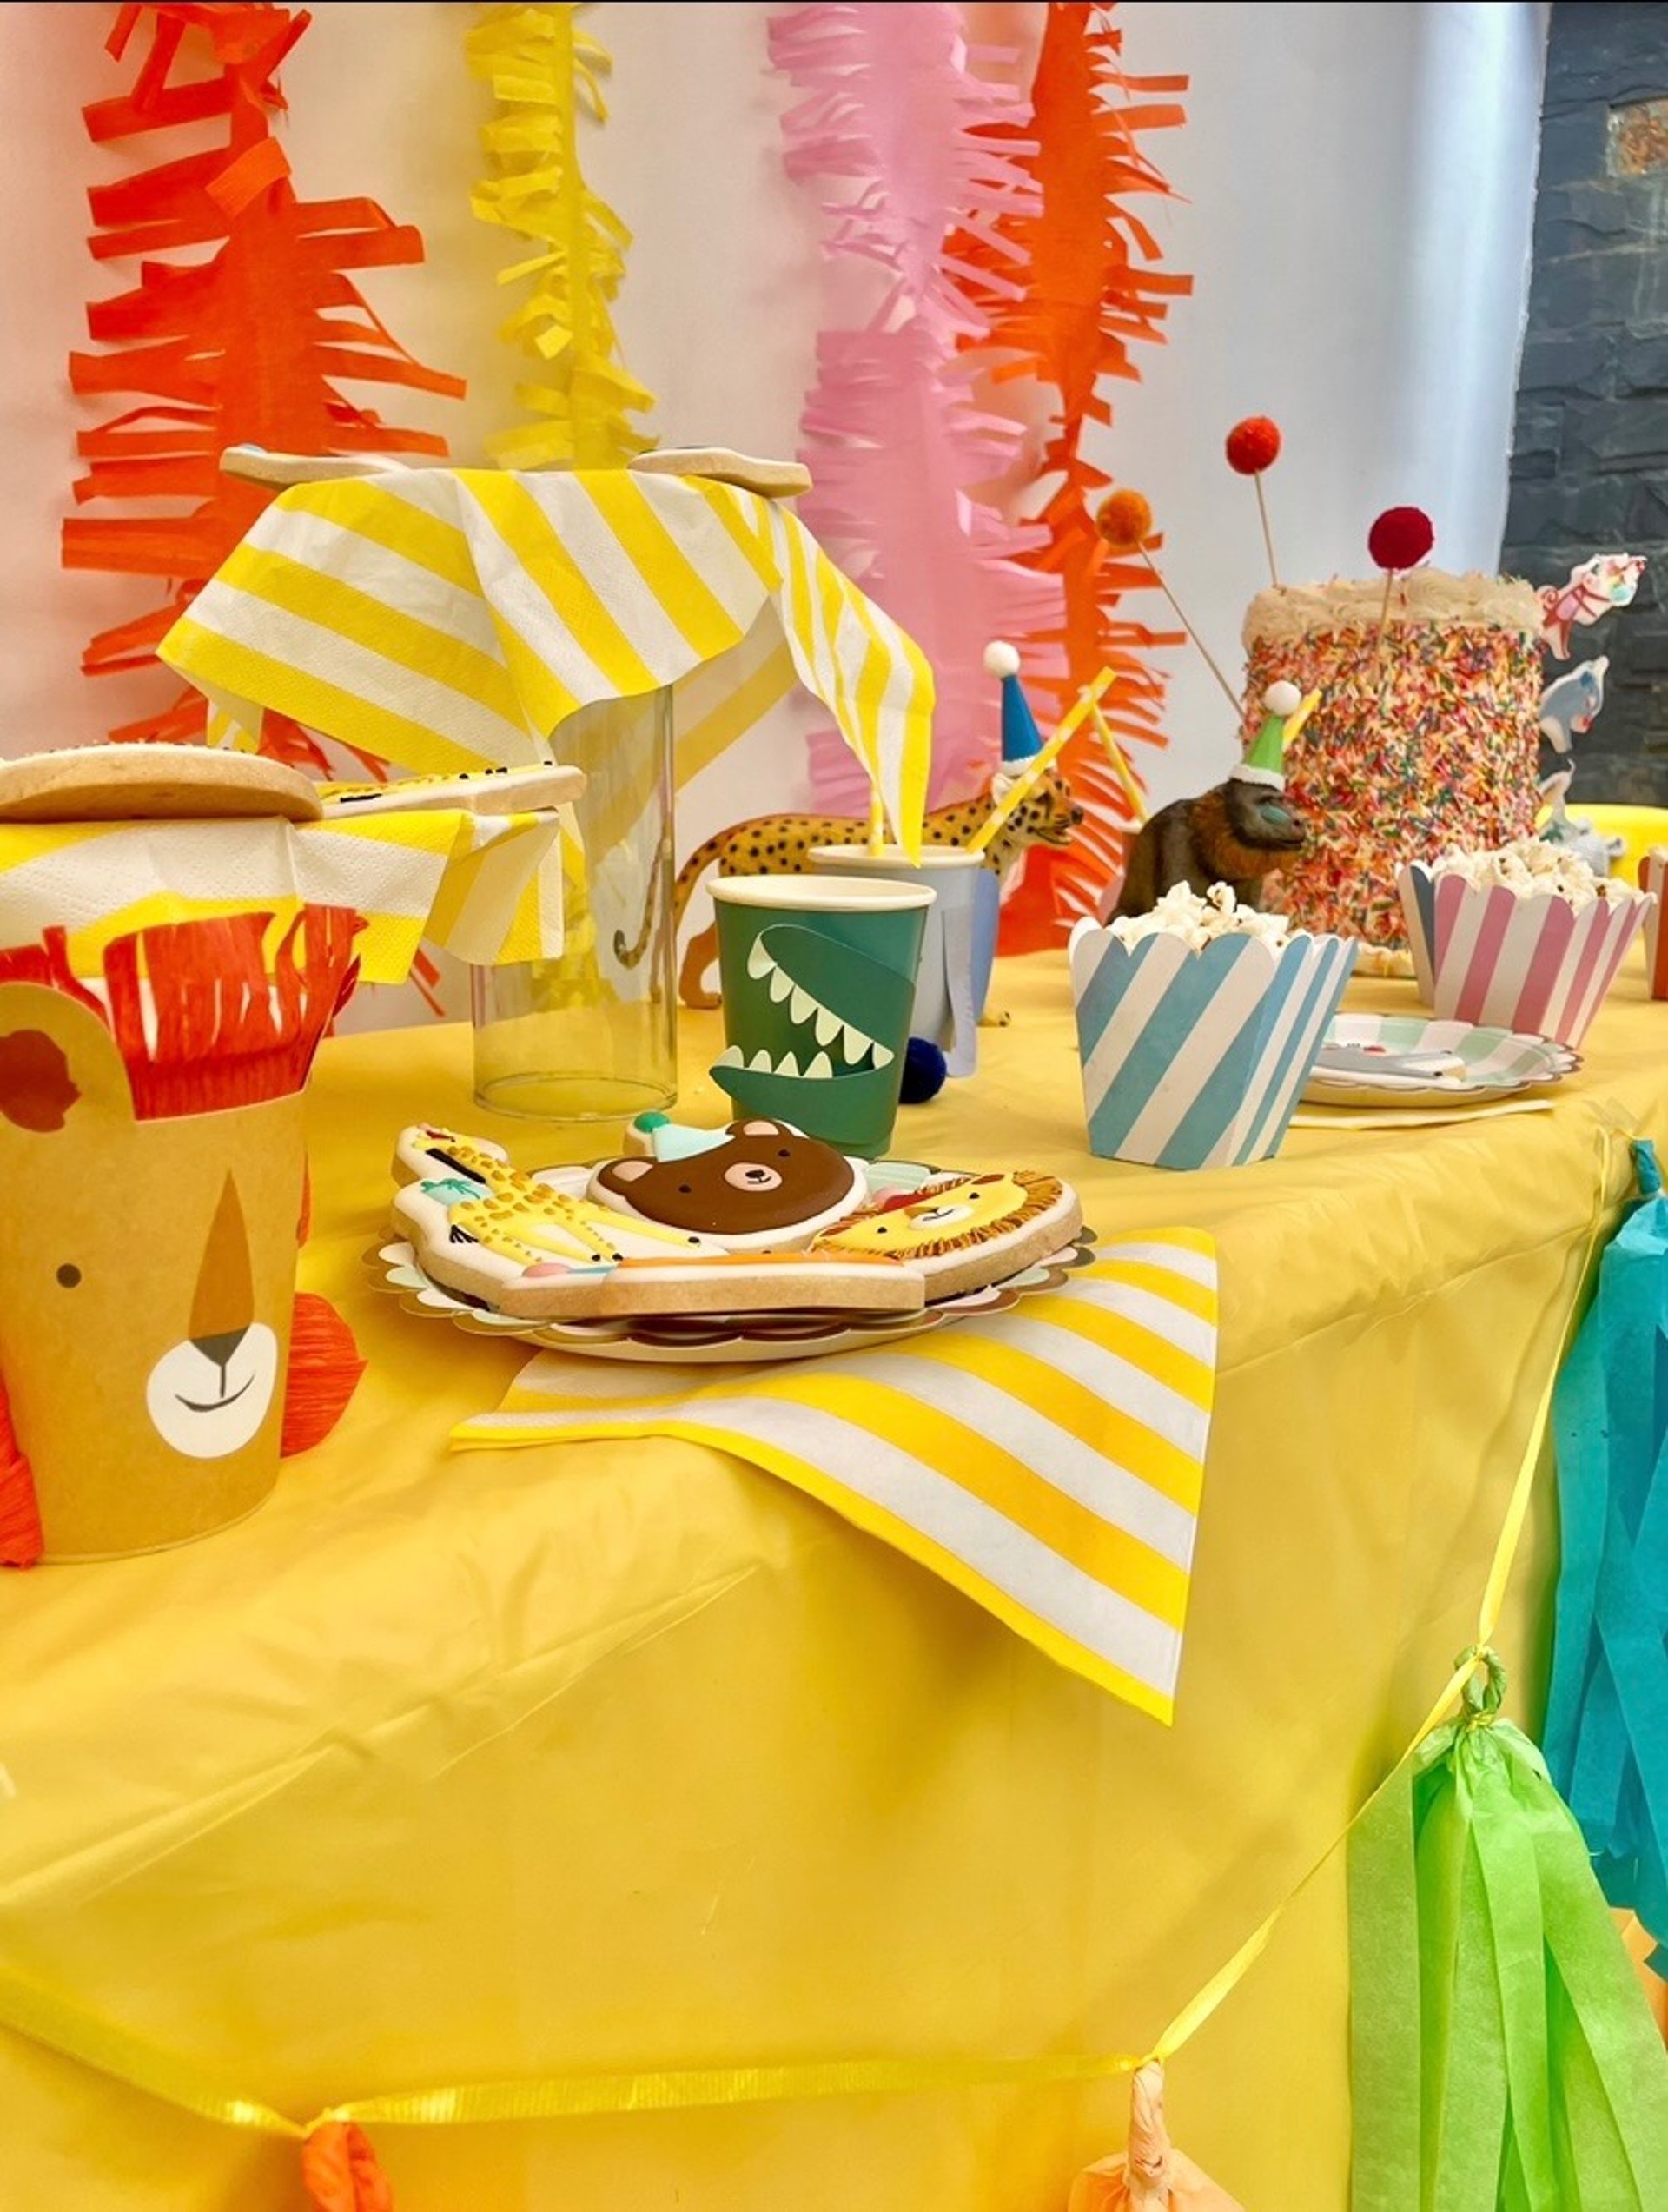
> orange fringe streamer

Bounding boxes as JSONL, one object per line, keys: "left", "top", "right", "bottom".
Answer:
{"left": 301, "top": 2120, "right": 395, "bottom": 2212}
{"left": 952, "top": 3, "right": 1190, "bottom": 944}
{"left": 63, "top": 3, "right": 464, "bottom": 747}
{"left": 281, "top": 1292, "right": 367, "bottom": 1459}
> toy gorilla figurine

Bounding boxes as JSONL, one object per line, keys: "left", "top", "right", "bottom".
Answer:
{"left": 1114, "top": 681, "right": 1313, "bottom": 920}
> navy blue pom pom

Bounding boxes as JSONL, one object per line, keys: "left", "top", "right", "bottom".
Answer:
{"left": 899, "top": 1037, "right": 948, "bottom": 1104}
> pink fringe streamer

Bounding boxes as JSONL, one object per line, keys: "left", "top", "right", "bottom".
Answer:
{"left": 771, "top": 2, "right": 1067, "bottom": 810}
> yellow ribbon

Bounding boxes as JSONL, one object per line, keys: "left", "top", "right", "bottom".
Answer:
{"left": 0, "top": 1130, "right": 1628, "bottom": 2143}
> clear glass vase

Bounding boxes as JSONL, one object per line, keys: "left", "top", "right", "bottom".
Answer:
{"left": 470, "top": 690, "right": 677, "bottom": 1121}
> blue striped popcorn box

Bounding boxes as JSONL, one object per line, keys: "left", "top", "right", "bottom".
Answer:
{"left": 1068, "top": 920, "right": 1358, "bottom": 1169}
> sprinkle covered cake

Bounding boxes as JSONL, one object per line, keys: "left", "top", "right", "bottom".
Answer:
{"left": 1240, "top": 572, "right": 1544, "bottom": 951}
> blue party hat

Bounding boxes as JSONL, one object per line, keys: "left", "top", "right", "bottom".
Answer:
{"left": 984, "top": 640, "right": 1042, "bottom": 765}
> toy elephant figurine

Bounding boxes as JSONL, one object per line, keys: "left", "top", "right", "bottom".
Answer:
{"left": 1114, "top": 683, "right": 1313, "bottom": 920}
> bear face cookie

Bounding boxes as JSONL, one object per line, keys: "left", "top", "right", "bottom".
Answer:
{"left": 811, "top": 1169, "right": 1082, "bottom": 1302}
{"left": 588, "top": 1116, "right": 865, "bottom": 1251}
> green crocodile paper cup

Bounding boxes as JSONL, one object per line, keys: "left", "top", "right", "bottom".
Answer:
{"left": 711, "top": 875, "right": 933, "bottom": 1159}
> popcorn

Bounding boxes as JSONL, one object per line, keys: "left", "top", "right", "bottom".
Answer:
{"left": 1109, "top": 881, "right": 1293, "bottom": 951}
{"left": 1427, "top": 837, "right": 1642, "bottom": 911}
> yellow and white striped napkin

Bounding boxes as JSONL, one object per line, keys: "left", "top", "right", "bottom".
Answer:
{"left": 158, "top": 468, "right": 934, "bottom": 856}
{"left": 0, "top": 807, "right": 562, "bottom": 982}
{"left": 455, "top": 1232, "right": 1219, "bottom": 1722}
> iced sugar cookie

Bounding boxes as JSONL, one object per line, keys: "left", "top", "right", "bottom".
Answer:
{"left": 588, "top": 1116, "right": 865, "bottom": 1252}
{"left": 812, "top": 1169, "right": 1082, "bottom": 1302}
{"left": 393, "top": 1125, "right": 721, "bottom": 1315}
{"left": 391, "top": 1125, "right": 912, "bottom": 1321}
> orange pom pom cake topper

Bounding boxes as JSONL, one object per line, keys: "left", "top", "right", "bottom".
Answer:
{"left": 1095, "top": 490, "right": 1240, "bottom": 714}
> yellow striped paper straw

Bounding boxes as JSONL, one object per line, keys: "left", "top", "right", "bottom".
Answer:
{"left": 1089, "top": 701, "right": 1147, "bottom": 826}
{"left": 965, "top": 668, "right": 1115, "bottom": 857}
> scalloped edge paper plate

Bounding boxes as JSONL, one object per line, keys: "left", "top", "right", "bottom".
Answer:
{"left": 1301, "top": 1014, "right": 1579, "bottom": 1109}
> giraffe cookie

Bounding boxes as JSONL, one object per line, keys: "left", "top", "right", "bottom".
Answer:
{"left": 588, "top": 1116, "right": 867, "bottom": 1252}
{"left": 811, "top": 1169, "right": 1082, "bottom": 1302}
{"left": 391, "top": 1126, "right": 916, "bottom": 1321}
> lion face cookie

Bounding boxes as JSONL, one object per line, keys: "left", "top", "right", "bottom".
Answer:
{"left": 588, "top": 1116, "right": 866, "bottom": 1251}
{"left": 812, "top": 1169, "right": 1082, "bottom": 1301}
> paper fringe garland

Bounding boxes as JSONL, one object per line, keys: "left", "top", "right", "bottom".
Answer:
{"left": 950, "top": 2, "right": 1190, "bottom": 945}
{"left": 1350, "top": 1650, "right": 1668, "bottom": 2209}
{"left": 1545, "top": 1140, "right": 1668, "bottom": 1973}
{"left": 64, "top": 2, "right": 464, "bottom": 752}
{"left": 771, "top": 1, "right": 1066, "bottom": 813}
{"left": 468, "top": 3, "right": 655, "bottom": 468}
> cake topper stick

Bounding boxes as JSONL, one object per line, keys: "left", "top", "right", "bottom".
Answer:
{"left": 1095, "top": 490, "right": 1241, "bottom": 716}
{"left": 867, "top": 786, "right": 887, "bottom": 856}
{"left": 1226, "top": 416, "right": 1283, "bottom": 587}
{"left": 1367, "top": 505, "right": 1435, "bottom": 660}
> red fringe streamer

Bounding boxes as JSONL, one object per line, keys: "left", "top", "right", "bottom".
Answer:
{"left": 64, "top": 3, "right": 464, "bottom": 746}
{"left": 950, "top": 3, "right": 1191, "bottom": 944}
{"left": 280, "top": 1292, "right": 366, "bottom": 1459}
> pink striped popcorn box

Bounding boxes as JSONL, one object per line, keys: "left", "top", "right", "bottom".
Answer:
{"left": 1642, "top": 852, "right": 1668, "bottom": 1000}
{"left": 1399, "top": 861, "right": 1651, "bottom": 1046}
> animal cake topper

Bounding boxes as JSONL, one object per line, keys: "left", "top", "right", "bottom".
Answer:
{"left": 1540, "top": 553, "right": 1645, "bottom": 659}
{"left": 1112, "top": 682, "right": 1315, "bottom": 921}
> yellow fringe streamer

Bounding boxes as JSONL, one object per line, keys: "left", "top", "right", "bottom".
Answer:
{"left": 467, "top": 3, "right": 656, "bottom": 467}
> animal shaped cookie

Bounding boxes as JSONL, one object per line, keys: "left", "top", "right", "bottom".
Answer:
{"left": 392, "top": 1125, "right": 912, "bottom": 1321}
{"left": 812, "top": 1169, "right": 1082, "bottom": 1302}
{"left": 588, "top": 1116, "right": 866, "bottom": 1251}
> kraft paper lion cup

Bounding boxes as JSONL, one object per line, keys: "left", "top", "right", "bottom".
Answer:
{"left": 1069, "top": 917, "right": 1357, "bottom": 1169}
{"left": 0, "top": 910, "right": 356, "bottom": 1562}
{"left": 710, "top": 875, "right": 932, "bottom": 1159}
{"left": 1399, "top": 860, "right": 1651, "bottom": 1045}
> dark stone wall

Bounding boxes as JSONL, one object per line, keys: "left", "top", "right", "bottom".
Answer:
{"left": 1502, "top": 1, "right": 1668, "bottom": 801}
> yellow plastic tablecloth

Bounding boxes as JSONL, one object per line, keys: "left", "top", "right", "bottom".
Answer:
{"left": 1, "top": 954, "right": 1661, "bottom": 2212}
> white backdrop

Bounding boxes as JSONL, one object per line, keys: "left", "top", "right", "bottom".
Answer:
{"left": 1, "top": 1, "right": 1547, "bottom": 841}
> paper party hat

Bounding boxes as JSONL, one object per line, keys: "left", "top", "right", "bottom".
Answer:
{"left": 983, "top": 641, "right": 1042, "bottom": 765}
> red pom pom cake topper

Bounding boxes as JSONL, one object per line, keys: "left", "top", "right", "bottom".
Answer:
{"left": 1367, "top": 505, "right": 1436, "bottom": 658}
{"left": 1226, "top": 415, "right": 1283, "bottom": 585}
{"left": 1367, "top": 505, "right": 1435, "bottom": 573}
{"left": 1225, "top": 416, "right": 1281, "bottom": 475}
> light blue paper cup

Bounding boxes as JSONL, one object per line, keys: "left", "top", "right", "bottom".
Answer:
{"left": 970, "top": 865, "right": 1001, "bottom": 1023}
{"left": 810, "top": 845, "right": 984, "bottom": 1077}
{"left": 1068, "top": 921, "right": 1358, "bottom": 1169}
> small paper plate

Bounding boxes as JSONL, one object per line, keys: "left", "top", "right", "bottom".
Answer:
{"left": 1301, "top": 1015, "right": 1579, "bottom": 1109}
{"left": 370, "top": 1159, "right": 1097, "bottom": 1365}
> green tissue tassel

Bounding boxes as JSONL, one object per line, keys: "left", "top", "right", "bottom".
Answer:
{"left": 1350, "top": 1651, "right": 1668, "bottom": 2209}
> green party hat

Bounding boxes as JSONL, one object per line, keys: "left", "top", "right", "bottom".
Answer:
{"left": 1231, "top": 679, "right": 1302, "bottom": 789}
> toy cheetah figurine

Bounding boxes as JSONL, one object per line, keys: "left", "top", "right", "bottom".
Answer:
{"left": 618, "top": 771, "right": 1082, "bottom": 1010}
